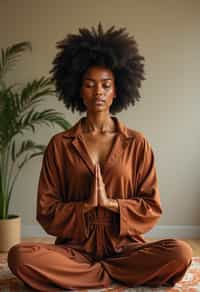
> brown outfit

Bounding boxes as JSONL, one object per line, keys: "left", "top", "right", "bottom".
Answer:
{"left": 8, "top": 117, "right": 192, "bottom": 291}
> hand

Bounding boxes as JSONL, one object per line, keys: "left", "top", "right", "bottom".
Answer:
{"left": 83, "top": 165, "right": 98, "bottom": 213}
{"left": 96, "top": 164, "right": 109, "bottom": 207}
{"left": 97, "top": 163, "right": 119, "bottom": 213}
{"left": 83, "top": 164, "right": 119, "bottom": 213}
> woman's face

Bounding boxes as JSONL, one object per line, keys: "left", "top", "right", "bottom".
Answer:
{"left": 80, "top": 66, "right": 116, "bottom": 113}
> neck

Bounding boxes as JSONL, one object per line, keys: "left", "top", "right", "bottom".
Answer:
{"left": 84, "top": 112, "right": 114, "bottom": 133}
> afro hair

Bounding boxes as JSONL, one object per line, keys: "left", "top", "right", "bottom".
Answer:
{"left": 51, "top": 23, "right": 145, "bottom": 114}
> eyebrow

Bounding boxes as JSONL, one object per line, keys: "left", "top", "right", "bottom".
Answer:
{"left": 84, "top": 78, "right": 113, "bottom": 81}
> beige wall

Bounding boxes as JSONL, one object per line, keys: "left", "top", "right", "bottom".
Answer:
{"left": 0, "top": 0, "right": 200, "bottom": 235}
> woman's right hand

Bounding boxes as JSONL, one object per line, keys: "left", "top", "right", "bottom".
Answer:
{"left": 83, "top": 165, "right": 98, "bottom": 213}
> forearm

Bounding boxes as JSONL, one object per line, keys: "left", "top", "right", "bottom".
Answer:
{"left": 82, "top": 202, "right": 96, "bottom": 213}
{"left": 117, "top": 198, "right": 162, "bottom": 236}
{"left": 37, "top": 200, "right": 88, "bottom": 239}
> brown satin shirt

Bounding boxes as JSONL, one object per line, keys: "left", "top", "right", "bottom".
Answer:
{"left": 37, "top": 117, "right": 162, "bottom": 258}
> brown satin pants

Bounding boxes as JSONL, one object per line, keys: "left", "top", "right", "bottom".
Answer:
{"left": 7, "top": 238, "right": 192, "bottom": 291}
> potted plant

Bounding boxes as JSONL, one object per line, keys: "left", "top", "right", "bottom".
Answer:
{"left": 0, "top": 42, "right": 71, "bottom": 251}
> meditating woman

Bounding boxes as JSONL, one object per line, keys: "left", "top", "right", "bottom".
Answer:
{"left": 8, "top": 24, "right": 192, "bottom": 291}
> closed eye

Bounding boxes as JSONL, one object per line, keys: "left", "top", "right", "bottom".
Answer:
{"left": 103, "top": 82, "right": 112, "bottom": 88}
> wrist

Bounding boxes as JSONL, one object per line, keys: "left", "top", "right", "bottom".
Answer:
{"left": 83, "top": 202, "right": 94, "bottom": 213}
{"left": 107, "top": 199, "right": 119, "bottom": 213}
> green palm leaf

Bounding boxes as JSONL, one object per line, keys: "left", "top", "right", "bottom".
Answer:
{"left": 20, "top": 77, "right": 55, "bottom": 110}
{"left": 0, "top": 41, "right": 71, "bottom": 219}
{"left": 0, "top": 79, "right": 69, "bottom": 149}
{"left": 11, "top": 140, "right": 46, "bottom": 162}
{"left": 18, "top": 109, "right": 69, "bottom": 132}
{"left": 0, "top": 42, "right": 31, "bottom": 81}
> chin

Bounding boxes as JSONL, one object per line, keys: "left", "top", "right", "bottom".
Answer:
{"left": 90, "top": 106, "right": 107, "bottom": 112}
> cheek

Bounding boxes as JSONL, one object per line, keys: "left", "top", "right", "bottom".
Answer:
{"left": 108, "top": 97, "right": 114, "bottom": 105}
{"left": 108, "top": 86, "right": 115, "bottom": 97}
{"left": 81, "top": 86, "right": 93, "bottom": 98}
{"left": 107, "top": 89, "right": 115, "bottom": 102}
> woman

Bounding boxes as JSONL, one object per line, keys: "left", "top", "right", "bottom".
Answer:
{"left": 8, "top": 24, "right": 192, "bottom": 291}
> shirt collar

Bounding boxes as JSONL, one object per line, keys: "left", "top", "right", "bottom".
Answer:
{"left": 62, "top": 116, "right": 133, "bottom": 139}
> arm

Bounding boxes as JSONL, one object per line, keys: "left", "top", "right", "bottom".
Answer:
{"left": 117, "top": 137, "right": 162, "bottom": 237}
{"left": 36, "top": 137, "right": 89, "bottom": 241}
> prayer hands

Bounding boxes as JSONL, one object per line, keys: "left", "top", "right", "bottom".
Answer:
{"left": 83, "top": 164, "right": 119, "bottom": 213}
{"left": 96, "top": 164, "right": 109, "bottom": 207}
{"left": 84, "top": 165, "right": 98, "bottom": 209}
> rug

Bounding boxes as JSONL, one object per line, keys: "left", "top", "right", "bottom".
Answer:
{"left": 0, "top": 252, "right": 199, "bottom": 291}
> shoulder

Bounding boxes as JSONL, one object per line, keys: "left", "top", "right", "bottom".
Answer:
{"left": 123, "top": 125, "right": 150, "bottom": 145}
{"left": 43, "top": 130, "right": 72, "bottom": 156}
{"left": 45, "top": 131, "right": 67, "bottom": 150}
{"left": 123, "top": 125, "right": 154, "bottom": 156}
{"left": 42, "top": 129, "right": 73, "bottom": 160}
{"left": 46, "top": 119, "right": 82, "bottom": 146}
{"left": 115, "top": 116, "right": 153, "bottom": 150}
{"left": 126, "top": 127, "right": 146, "bottom": 141}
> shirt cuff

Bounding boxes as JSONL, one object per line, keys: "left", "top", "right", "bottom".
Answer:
{"left": 117, "top": 199, "right": 129, "bottom": 237}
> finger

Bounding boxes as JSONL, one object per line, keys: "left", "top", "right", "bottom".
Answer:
{"left": 97, "top": 164, "right": 102, "bottom": 177}
{"left": 95, "top": 165, "right": 98, "bottom": 186}
{"left": 98, "top": 175, "right": 105, "bottom": 191}
{"left": 96, "top": 164, "right": 101, "bottom": 181}
{"left": 95, "top": 174, "right": 98, "bottom": 205}
{"left": 96, "top": 165, "right": 100, "bottom": 188}
{"left": 98, "top": 166, "right": 104, "bottom": 184}
{"left": 97, "top": 165, "right": 103, "bottom": 186}
{"left": 96, "top": 165, "right": 101, "bottom": 193}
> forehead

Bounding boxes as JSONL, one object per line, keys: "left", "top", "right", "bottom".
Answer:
{"left": 83, "top": 66, "right": 115, "bottom": 80}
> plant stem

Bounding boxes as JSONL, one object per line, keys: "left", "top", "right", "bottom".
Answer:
{"left": 0, "top": 146, "right": 11, "bottom": 218}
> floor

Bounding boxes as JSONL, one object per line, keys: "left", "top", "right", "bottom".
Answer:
{"left": 183, "top": 239, "right": 200, "bottom": 256}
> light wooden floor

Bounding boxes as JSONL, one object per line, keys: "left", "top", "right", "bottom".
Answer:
{"left": 179, "top": 240, "right": 200, "bottom": 256}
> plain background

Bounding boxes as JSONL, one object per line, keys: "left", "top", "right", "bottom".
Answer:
{"left": 0, "top": 0, "right": 199, "bottom": 237}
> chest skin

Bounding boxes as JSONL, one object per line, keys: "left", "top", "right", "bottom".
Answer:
{"left": 82, "top": 132, "right": 116, "bottom": 169}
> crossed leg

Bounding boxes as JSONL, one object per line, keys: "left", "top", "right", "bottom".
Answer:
{"left": 102, "top": 238, "right": 193, "bottom": 287}
{"left": 7, "top": 242, "right": 111, "bottom": 291}
{"left": 7, "top": 238, "right": 192, "bottom": 291}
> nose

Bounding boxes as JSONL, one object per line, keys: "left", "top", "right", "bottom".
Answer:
{"left": 95, "top": 83, "right": 104, "bottom": 97}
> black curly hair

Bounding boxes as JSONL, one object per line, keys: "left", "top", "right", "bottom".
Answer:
{"left": 51, "top": 23, "right": 145, "bottom": 114}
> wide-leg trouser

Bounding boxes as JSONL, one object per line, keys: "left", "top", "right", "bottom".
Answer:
{"left": 7, "top": 239, "right": 192, "bottom": 291}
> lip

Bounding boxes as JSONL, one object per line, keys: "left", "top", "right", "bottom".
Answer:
{"left": 94, "top": 98, "right": 106, "bottom": 102}
{"left": 94, "top": 99, "right": 105, "bottom": 105}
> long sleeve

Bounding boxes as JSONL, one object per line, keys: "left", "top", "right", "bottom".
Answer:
{"left": 36, "top": 137, "right": 87, "bottom": 241}
{"left": 117, "top": 137, "right": 162, "bottom": 237}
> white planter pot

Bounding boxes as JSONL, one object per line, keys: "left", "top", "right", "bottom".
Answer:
{"left": 0, "top": 215, "right": 21, "bottom": 252}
